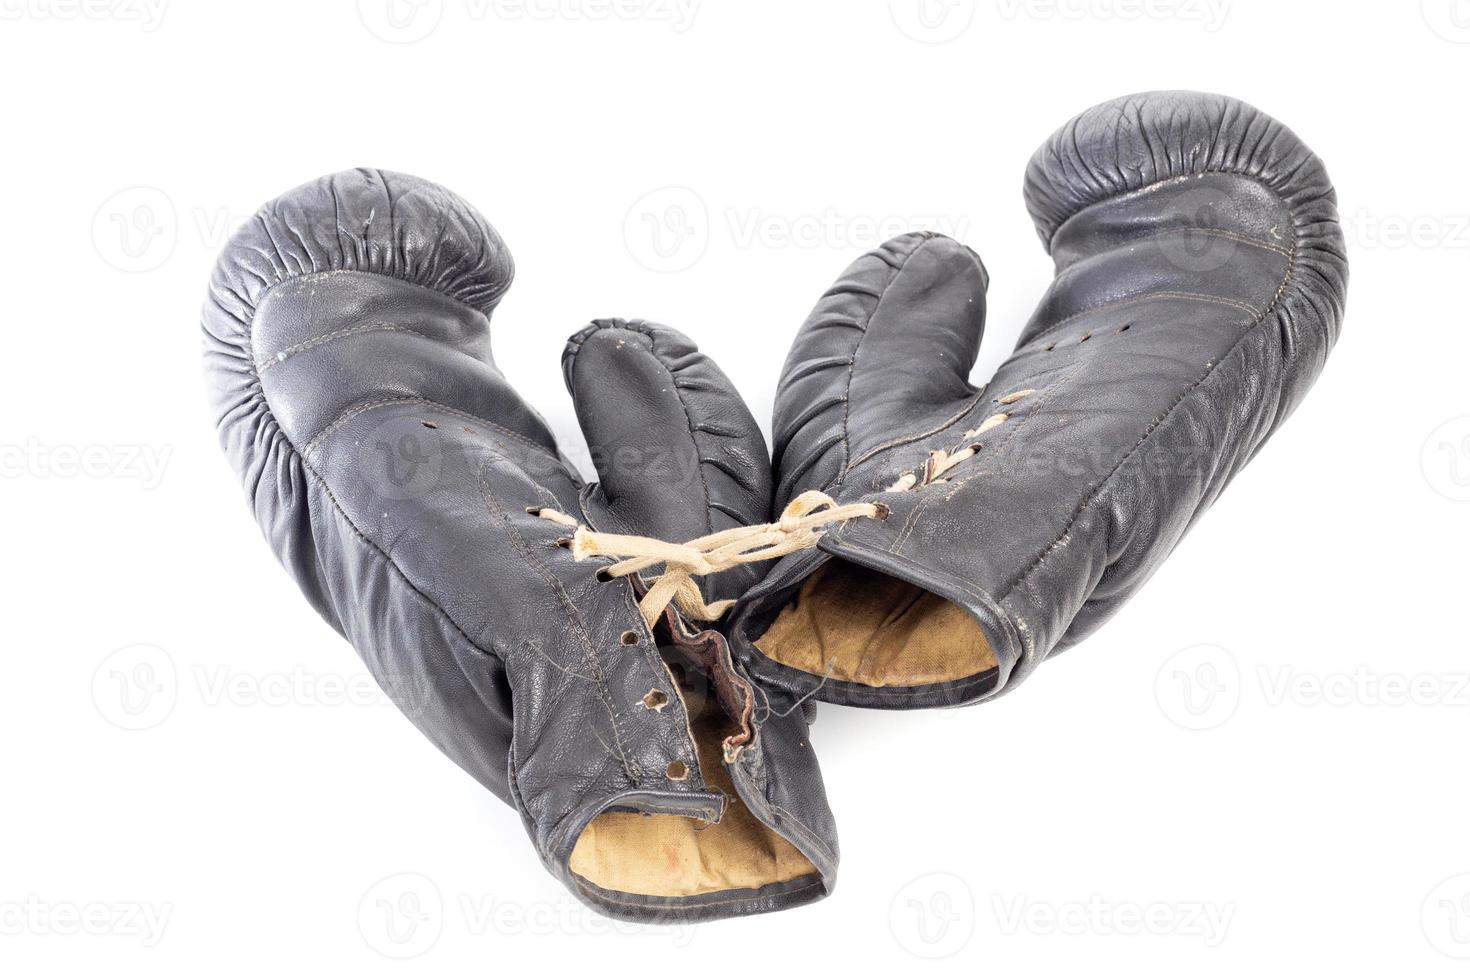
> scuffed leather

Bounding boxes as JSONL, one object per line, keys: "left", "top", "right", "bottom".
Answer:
{"left": 201, "top": 169, "right": 836, "bottom": 921}
{"left": 732, "top": 91, "right": 1349, "bottom": 709}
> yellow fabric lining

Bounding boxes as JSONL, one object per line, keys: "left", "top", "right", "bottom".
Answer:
{"left": 567, "top": 683, "right": 817, "bottom": 898}
{"left": 754, "top": 560, "right": 997, "bottom": 688}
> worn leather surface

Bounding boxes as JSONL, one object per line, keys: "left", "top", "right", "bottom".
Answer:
{"left": 201, "top": 168, "right": 837, "bottom": 920}
{"left": 731, "top": 91, "right": 1349, "bottom": 708}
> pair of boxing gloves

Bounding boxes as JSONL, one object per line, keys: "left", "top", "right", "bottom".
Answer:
{"left": 202, "top": 91, "right": 1348, "bottom": 921}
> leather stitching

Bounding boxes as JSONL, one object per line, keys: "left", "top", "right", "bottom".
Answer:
{"left": 997, "top": 212, "right": 1301, "bottom": 611}
{"left": 479, "top": 465, "right": 639, "bottom": 784}
{"left": 256, "top": 321, "right": 427, "bottom": 374}
{"left": 303, "top": 396, "right": 560, "bottom": 460}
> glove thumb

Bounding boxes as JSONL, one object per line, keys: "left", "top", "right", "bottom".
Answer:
{"left": 773, "top": 232, "right": 988, "bottom": 504}
{"left": 561, "top": 319, "right": 772, "bottom": 606}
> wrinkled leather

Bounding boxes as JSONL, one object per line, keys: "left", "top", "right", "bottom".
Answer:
{"left": 731, "top": 91, "right": 1349, "bottom": 709}
{"left": 201, "top": 169, "right": 836, "bottom": 921}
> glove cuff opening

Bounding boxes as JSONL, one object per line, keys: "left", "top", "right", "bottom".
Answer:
{"left": 565, "top": 614, "right": 822, "bottom": 911}
{"left": 753, "top": 558, "right": 999, "bottom": 692}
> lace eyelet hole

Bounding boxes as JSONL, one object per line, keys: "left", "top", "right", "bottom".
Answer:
{"left": 555, "top": 536, "right": 572, "bottom": 549}
{"left": 643, "top": 689, "right": 669, "bottom": 709}
{"left": 620, "top": 630, "right": 639, "bottom": 646}
{"left": 595, "top": 568, "right": 614, "bottom": 583}
{"left": 665, "top": 760, "right": 689, "bottom": 781}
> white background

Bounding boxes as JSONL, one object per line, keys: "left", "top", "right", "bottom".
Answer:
{"left": 2, "top": 0, "right": 1467, "bottom": 975}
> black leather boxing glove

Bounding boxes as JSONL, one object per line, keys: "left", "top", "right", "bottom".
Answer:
{"left": 726, "top": 91, "right": 1348, "bottom": 709}
{"left": 202, "top": 169, "right": 836, "bottom": 921}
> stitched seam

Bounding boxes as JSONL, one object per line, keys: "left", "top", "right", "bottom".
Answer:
{"left": 761, "top": 801, "right": 837, "bottom": 864}
{"left": 303, "top": 396, "right": 559, "bottom": 459}
{"left": 1043, "top": 166, "right": 1315, "bottom": 252}
{"left": 249, "top": 266, "right": 493, "bottom": 322}
{"left": 480, "top": 466, "right": 638, "bottom": 783}
{"left": 846, "top": 385, "right": 990, "bottom": 473}
{"left": 256, "top": 321, "right": 427, "bottom": 373}
{"left": 1036, "top": 290, "right": 1260, "bottom": 338}
{"left": 1117, "top": 226, "right": 1292, "bottom": 257}
{"left": 576, "top": 875, "right": 826, "bottom": 913}
{"left": 833, "top": 236, "right": 934, "bottom": 490}
{"left": 996, "top": 235, "right": 1301, "bottom": 606}
{"left": 889, "top": 363, "right": 1077, "bottom": 551}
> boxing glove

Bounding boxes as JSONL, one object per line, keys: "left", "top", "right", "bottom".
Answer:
{"left": 201, "top": 169, "right": 836, "bottom": 921}
{"left": 725, "top": 91, "right": 1348, "bottom": 709}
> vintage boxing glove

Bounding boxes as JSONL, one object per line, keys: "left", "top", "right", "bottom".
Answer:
{"left": 201, "top": 169, "right": 836, "bottom": 920}
{"left": 725, "top": 91, "right": 1348, "bottom": 709}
